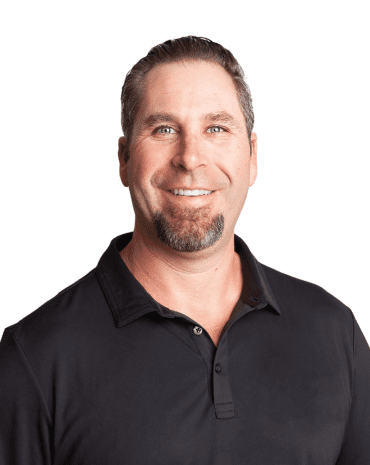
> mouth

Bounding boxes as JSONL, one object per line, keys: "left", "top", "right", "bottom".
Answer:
{"left": 167, "top": 189, "right": 214, "bottom": 197}
{"left": 162, "top": 189, "right": 219, "bottom": 210}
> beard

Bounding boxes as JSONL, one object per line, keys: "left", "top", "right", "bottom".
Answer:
{"left": 153, "top": 202, "right": 224, "bottom": 252}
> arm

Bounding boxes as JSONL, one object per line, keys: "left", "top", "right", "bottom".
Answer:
{"left": 336, "top": 311, "right": 370, "bottom": 464}
{"left": 0, "top": 328, "right": 52, "bottom": 464}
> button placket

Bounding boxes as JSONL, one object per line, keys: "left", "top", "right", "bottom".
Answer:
{"left": 186, "top": 319, "right": 236, "bottom": 420}
{"left": 213, "top": 336, "right": 235, "bottom": 419}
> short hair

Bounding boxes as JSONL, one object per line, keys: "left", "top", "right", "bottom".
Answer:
{"left": 120, "top": 35, "right": 254, "bottom": 163}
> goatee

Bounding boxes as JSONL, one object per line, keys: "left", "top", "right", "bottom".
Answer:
{"left": 153, "top": 203, "right": 224, "bottom": 252}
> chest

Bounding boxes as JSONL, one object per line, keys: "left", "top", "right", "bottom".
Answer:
{"left": 53, "top": 315, "right": 350, "bottom": 465}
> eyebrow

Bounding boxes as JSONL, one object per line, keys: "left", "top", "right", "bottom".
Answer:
{"left": 140, "top": 110, "right": 243, "bottom": 131}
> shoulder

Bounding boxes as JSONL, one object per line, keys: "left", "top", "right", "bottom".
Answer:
{"left": 3, "top": 268, "right": 102, "bottom": 356}
{"left": 260, "top": 262, "right": 354, "bottom": 332}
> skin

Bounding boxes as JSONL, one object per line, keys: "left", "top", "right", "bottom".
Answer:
{"left": 117, "top": 60, "right": 257, "bottom": 345}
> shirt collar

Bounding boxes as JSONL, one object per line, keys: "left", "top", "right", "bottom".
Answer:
{"left": 95, "top": 232, "right": 281, "bottom": 328}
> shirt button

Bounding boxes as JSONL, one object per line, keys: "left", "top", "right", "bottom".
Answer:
{"left": 215, "top": 364, "right": 221, "bottom": 373}
{"left": 193, "top": 326, "right": 203, "bottom": 335}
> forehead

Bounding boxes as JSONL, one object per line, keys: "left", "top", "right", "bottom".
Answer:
{"left": 135, "top": 60, "right": 244, "bottom": 129}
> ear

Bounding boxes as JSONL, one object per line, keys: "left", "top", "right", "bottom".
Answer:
{"left": 118, "top": 136, "right": 129, "bottom": 187}
{"left": 249, "top": 132, "right": 257, "bottom": 187}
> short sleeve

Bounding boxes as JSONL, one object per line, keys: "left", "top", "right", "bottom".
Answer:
{"left": 0, "top": 328, "right": 52, "bottom": 464}
{"left": 336, "top": 311, "right": 370, "bottom": 464}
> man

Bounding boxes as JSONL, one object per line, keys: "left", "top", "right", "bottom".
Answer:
{"left": 0, "top": 36, "right": 369, "bottom": 464}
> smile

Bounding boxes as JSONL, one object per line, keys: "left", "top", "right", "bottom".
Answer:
{"left": 169, "top": 189, "right": 213, "bottom": 196}
{"left": 163, "top": 189, "right": 218, "bottom": 203}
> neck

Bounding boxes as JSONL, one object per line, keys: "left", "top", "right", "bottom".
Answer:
{"left": 119, "top": 223, "right": 243, "bottom": 322}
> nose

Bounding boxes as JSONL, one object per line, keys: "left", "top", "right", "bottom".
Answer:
{"left": 171, "top": 133, "right": 208, "bottom": 172}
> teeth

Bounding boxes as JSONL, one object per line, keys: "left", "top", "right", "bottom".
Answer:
{"left": 172, "top": 189, "right": 213, "bottom": 196}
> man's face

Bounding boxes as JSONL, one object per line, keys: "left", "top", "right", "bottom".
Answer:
{"left": 119, "top": 60, "right": 257, "bottom": 253}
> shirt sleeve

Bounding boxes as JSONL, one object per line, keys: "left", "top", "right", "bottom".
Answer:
{"left": 336, "top": 311, "right": 370, "bottom": 464}
{"left": 0, "top": 328, "right": 52, "bottom": 464}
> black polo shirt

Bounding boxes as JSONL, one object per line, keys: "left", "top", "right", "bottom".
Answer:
{"left": 1, "top": 232, "right": 369, "bottom": 464}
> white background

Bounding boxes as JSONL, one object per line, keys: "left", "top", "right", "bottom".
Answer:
{"left": 1, "top": 1, "right": 369, "bottom": 343}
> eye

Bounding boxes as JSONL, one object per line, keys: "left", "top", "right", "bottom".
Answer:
{"left": 156, "top": 126, "right": 176, "bottom": 134}
{"left": 207, "top": 125, "right": 226, "bottom": 134}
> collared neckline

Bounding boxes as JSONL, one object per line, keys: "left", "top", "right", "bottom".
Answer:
{"left": 95, "top": 232, "right": 281, "bottom": 328}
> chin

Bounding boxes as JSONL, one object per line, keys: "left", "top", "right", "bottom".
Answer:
{"left": 153, "top": 210, "right": 225, "bottom": 252}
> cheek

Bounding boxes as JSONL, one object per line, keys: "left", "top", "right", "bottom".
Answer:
{"left": 229, "top": 155, "right": 250, "bottom": 201}
{"left": 127, "top": 146, "right": 165, "bottom": 216}
{"left": 129, "top": 143, "right": 158, "bottom": 188}
{"left": 232, "top": 149, "right": 250, "bottom": 181}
